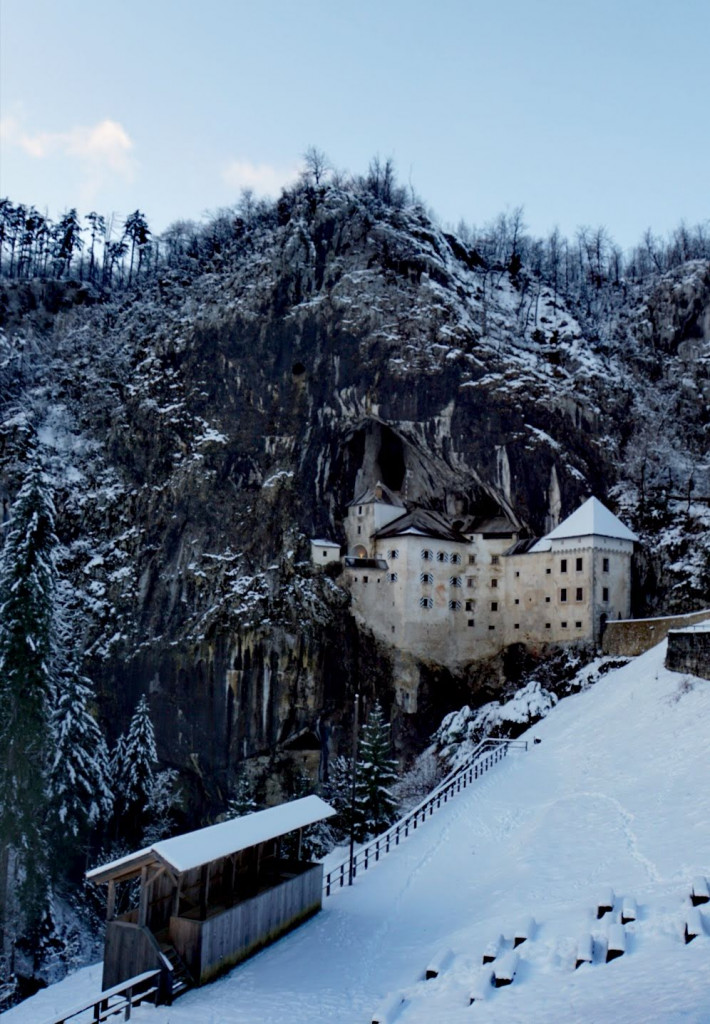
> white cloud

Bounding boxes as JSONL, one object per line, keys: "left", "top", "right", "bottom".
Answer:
{"left": 221, "top": 158, "right": 300, "bottom": 196}
{"left": 1, "top": 116, "right": 136, "bottom": 203}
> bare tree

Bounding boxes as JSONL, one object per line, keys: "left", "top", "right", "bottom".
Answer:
{"left": 302, "top": 146, "right": 331, "bottom": 186}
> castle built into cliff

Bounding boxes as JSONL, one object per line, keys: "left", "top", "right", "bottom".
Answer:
{"left": 311, "top": 485, "right": 637, "bottom": 687}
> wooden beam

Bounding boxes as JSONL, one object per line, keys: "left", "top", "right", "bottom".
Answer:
{"left": 106, "top": 880, "right": 116, "bottom": 922}
{"left": 138, "top": 865, "right": 149, "bottom": 927}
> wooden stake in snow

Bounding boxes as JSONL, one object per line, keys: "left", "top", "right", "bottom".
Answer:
{"left": 575, "top": 933, "right": 594, "bottom": 969}
{"left": 469, "top": 967, "right": 494, "bottom": 1004}
{"left": 493, "top": 950, "right": 519, "bottom": 987}
{"left": 513, "top": 915, "right": 536, "bottom": 947}
{"left": 596, "top": 887, "right": 615, "bottom": 919}
{"left": 482, "top": 935, "right": 503, "bottom": 964}
{"left": 425, "top": 947, "right": 454, "bottom": 980}
{"left": 606, "top": 923, "right": 626, "bottom": 962}
{"left": 620, "top": 896, "right": 637, "bottom": 924}
{"left": 371, "top": 992, "right": 407, "bottom": 1024}
{"left": 690, "top": 876, "right": 709, "bottom": 907}
{"left": 684, "top": 907, "right": 705, "bottom": 944}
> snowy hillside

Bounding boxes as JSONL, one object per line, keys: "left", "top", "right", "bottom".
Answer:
{"left": 8, "top": 640, "right": 709, "bottom": 1024}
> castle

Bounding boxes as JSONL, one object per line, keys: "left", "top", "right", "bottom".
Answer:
{"left": 311, "top": 484, "right": 637, "bottom": 685}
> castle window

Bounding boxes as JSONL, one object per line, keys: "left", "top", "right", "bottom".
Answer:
{"left": 576, "top": 557, "right": 583, "bottom": 572}
{"left": 514, "top": 598, "right": 520, "bottom": 605}
{"left": 468, "top": 618, "right": 475, "bottom": 627}
{"left": 388, "top": 549, "right": 399, "bottom": 560}
{"left": 468, "top": 554, "right": 476, "bottom": 565}
{"left": 576, "top": 587, "right": 584, "bottom": 601}
{"left": 545, "top": 596, "right": 551, "bottom": 603}
{"left": 467, "top": 578, "right": 474, "bottom": 588}
{"left": 575, "top": 620, "right": 582, "bottom": 628}
{"left": 603, "top": 557, "right": 610, "bottom": 572}
{"left": 491, "top": 601, "right": 498, "bottom": 611}
{"left": 420, "top": 596, "right": 433, "bottom": 609}
{"left": 546, "top": 568, "right": 551, "bottom": 575}
{"left": 363, "top": 575, "right": 368, "bottom": 583}
{"left": 602, "top": 587, "right": 609, "bottom": 602}
{"left": 491, "top": 578, "right": 498, "bottom": 588}
{"left": 514, "top": 623, "right": 520, "bottom": 629}
{"left": 545, "top": 623, "right": 551, "bottom": 629}
{"left": 515, "top": 571, "right": 520, "bottom": 577}
{"left": 420, "top": 572, "right": 433, "bottom": 584}
{"left": 465, "top": 600, "right": 474, "bottom": 611}
{"left": 449, "top": 576, "right": 462, "bottom": 588}
{"left": 491, "top": 555, "right": 499, "bottom": 565}
{"left": 421, "top": 549, "right": 433, "bottom": 561}
{"left": 450, "top": 552, "right": 462, "bottom": 565}
{"left": 560, "top": 558, "right": 568, "bottom": 572}
{"left": 561, "top": 621, "right": 568, "bottom": 628}
{"left": 488, "top": 625, "right": 496, "bottom": 630}
{"left": 388, "top": 572, "right": 398, "bottom": 583}
{"left": 449, "top": 600, "right": 461, "bottom": 610}
{"left": 437, "top": 551, "right": 449, "bottom": 563}
{"left": 358, "top": 506, "right": 363, "bottom": 515}
{"left": 560, "top": 588, "right": 568, "bottom": 602}
{"left": 357, "top": 526, "right": 361, "bottom": 535}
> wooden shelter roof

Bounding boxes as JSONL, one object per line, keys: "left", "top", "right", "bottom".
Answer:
{"left": 87, "top": 795, "right": 336, "bottom": 885}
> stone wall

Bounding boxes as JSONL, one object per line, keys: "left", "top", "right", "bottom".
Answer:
{"left": 665, "top": 627, "right": 710, "bottom": 680}
{"left": 602, "top": 609, "right": 710, "bottom": 657}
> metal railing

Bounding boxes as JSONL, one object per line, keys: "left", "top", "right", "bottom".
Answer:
{"left": 43, "top": 969, "right": 161, "bottom": 1024}
{"left": 323, "top": 736, "right": 527, "bottom": 896}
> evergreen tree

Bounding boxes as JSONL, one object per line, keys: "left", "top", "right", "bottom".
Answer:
{"left": 111, "top": 695, "right": 160, "bottom": 840}
{"left": 353, "top": 702, "right": 398, "bottom": 841}
{"left": 49, "top": 663, "right": 114, "bottom": 843}
{"left": 0, "top": 459, "right": 57, "bottom": 966}
{"left": 142, "top": 768, "right": 178, "bottom": 845}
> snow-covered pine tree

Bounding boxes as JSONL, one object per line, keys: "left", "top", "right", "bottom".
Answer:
{"left": 112, "top": 695, "right": 158, "bottom": 840}
{"left": 354, "top": 702, "right": 398, "bottom": 842}
{"left": 49, "top": 662, "right": 113, "bottom": 844}
{"left": 0, "top": 459, "right": 57, "bottom": 965}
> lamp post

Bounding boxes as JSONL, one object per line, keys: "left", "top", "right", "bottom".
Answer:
{"left": 348, "top": 692, "right": 360, "bottom": 885}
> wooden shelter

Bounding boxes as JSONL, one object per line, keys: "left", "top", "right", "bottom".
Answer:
{"left": 87, "top": 795, "right": 336, "bottom": 1000}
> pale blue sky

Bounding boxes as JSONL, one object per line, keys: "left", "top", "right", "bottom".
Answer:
{"left": 1, "top": 0, "right": 708, "bottom": 249}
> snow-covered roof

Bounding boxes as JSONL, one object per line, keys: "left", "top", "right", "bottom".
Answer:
{"left": 87, "top": 795, "right": 336, "bottom": 882}
{"left": 374, "top": 509, "right": 467, "bottom": 543}
{"left": 348, "top": 482, "right": 405, "bottom": 509}
{"left": 310, "top": 539, "right": 340, "bottom": 548}
{"left": 533, "top": 497, "right": 637, "bottom": 549}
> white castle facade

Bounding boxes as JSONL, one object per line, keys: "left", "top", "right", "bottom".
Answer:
{"left": 311, "top": 484, "right": 637, "bottom": 679}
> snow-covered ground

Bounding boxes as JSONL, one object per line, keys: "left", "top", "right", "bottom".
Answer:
{"left": 6, "top": 640, "right": 710, "bottom": 1024}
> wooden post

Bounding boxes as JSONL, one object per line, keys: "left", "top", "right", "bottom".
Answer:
{"left": 199, "top": 863, "right": 210, "bottom": 920}
{"left": 138, "top": 866, "right": 149, "bottom": 927}
{"left": 106, "top": 879, "right": 116, "bottom": 922}
{"left": 296, "top": 829, "right": 303, "bottom": 861}
{"left": 172, "top": 874, "right": 182, "bottom": 919}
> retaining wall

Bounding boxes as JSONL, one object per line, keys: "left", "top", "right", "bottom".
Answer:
{"left": 665, "top": 626, "right": 710, "bottom": 680}
{"left": 601, "top": 609, "right": 710, "bottom": 657}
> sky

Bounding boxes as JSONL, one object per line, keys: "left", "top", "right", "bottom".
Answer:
{"left": 1, "top": 0, "right": 708, "bottom": 250}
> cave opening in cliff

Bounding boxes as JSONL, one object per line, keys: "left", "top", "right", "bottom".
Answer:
{"left": 376, "top": 424, "right": 406, "bottom": 492}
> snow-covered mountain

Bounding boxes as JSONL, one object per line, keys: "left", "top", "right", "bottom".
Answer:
{"left": 6, "top": 638, "right": 709, "bottom": 1023}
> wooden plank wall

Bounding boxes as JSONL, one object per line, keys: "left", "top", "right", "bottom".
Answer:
{"left": 102, "top": 921, "right": 165, "bottom": 991}
{"left": 170, "top": 864, "right": 324, "bottom": 983}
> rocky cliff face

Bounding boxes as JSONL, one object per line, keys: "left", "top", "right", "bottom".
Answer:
{"left": 1, "top": 183, "right": 708, "bottom": 815}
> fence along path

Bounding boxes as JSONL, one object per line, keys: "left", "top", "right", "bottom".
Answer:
{"left": 323, "top": 736, "right": 527, "bottom": 897}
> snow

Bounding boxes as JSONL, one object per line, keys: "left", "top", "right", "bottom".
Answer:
{"left": 88, "top": 795, "right": 336, "bottom": 879}
{"left": 10, "top": 642, "right": 710, "bottom": 1023}
{"left": 541, "top": 496, "right": 638, "bottom": 544}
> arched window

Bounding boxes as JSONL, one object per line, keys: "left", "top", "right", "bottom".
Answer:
{"left": 449, "top": 576, "right": 462, "bottom": 588}
{"left": 421, "top": 548, "right": 433, "bottom": 561}
{"left": 436, "top": 551, "right": 449, "bottom": 563}
{"left": 450, "top": 552, "right": 462, "bottom": 565}
{"left": 420, "top": 572, "right": 434, "bottom": 584}
{"left": 419, "top": 596, "right": 433, "bottom": 609}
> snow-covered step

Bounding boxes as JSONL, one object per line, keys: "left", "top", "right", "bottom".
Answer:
{"left": 620, "top": 896, "right": 637, "bottom": 924}
{"left": 468, "top": 966, "right": 494, "bottom": 1004}
{"left": 424, "top": 946, "right": 454, "bottom": 979}
{"left": 575, "top": 933, "right": 594, "bottom": 969}
{"left": 690, "top": 876, "right": 709, "bottom": 906}
{"left": 513, "top": 915, "right": 536, "bottom": 947}
{"left": 493, "top": 950, "right": 519, "bottom": 987}
{"left": 371, "top": 991, "right": 407, "bottom": 1024}
{"left": 596, "top": 887, "right": 615, "bottom": 919}
{"left": 684, "top": 907, "right": 705, "bottom": 944}
{"left": 605, "top": 923, "right": 626, "bottom": 963}
{"left": 482, "top": 934, "right": 503, "bottom": 964}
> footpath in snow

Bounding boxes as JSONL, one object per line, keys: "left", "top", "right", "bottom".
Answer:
{"left": 5, "top": 640, "right": 710, "bottom": 1024}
